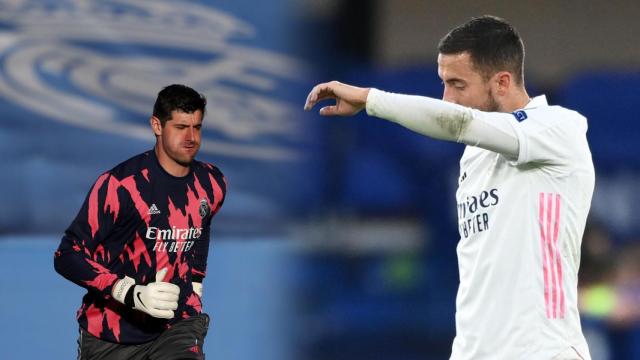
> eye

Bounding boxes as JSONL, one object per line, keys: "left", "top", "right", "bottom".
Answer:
{"left": 445, "top": 80, "right": 466, "bottom": 91}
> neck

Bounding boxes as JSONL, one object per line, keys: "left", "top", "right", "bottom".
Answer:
{"left": 154, "top": 145, "right": 190, "bottom": 177}
{"left": 501, "top": 86, "right": 531, "bottom": 112}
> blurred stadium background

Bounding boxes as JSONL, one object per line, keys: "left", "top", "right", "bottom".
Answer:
{"left": 0, "top": 1, "right": 639, "bottom": 359}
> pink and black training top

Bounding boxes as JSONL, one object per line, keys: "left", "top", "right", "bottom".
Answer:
{"left": 54, "top": 149, "right": 226, "bottom": 344}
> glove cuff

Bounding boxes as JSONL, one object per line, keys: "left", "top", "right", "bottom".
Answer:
{"left": 112, "top": 276, "right": 136, "bottom": 305}
{"left": 124, "top": 285, "right": 136, "bottom": 307}
{"left": 193, "top": 282, "right": 203, "bottom": 297}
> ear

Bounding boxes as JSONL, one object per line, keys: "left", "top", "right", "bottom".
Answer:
{"left": 150, "top": 116, "right": 162, "bottom": 137}
{"left": 494, "top": 71, "right": 512, "bottom": 96}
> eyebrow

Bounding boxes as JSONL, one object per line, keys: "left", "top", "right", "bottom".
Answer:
{"left": 444, "top": 78, "right": 467, "bottom": 85}
{"left": 172, "top": 122, "right": 202, "bottom": 126}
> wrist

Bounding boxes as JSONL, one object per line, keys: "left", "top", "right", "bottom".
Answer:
{"left": 124, "top": 285, "right": 136, "bottom": 307}
{"left": 112, "top": 276, "right": 136, "bottom": 305}
{"left": 361, "top": 87, "right": 371, "bottom": 104}
{"left": 365, "top": 88, "right": 379, "bottom": 116}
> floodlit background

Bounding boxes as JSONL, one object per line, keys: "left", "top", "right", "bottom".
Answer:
{"left": 1, "top": 1, "right": 639, "bottom": 359}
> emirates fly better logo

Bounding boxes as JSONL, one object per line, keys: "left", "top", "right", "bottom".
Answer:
{"left": 0, "top": 0, "right": 309, "bottom": 161}
{"left": 146, "top": 226, "right": 202, "bottom": 253}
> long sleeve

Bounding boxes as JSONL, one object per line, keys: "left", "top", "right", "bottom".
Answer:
{"left": 54, "top": 172, "right": 130, "bottom": 299}
{"left": 55, "top": 151, "right": 229, "bottom": 343}
{"left": 191, "top": 225, "right": 210, "bottom": 283}
{"left": 365, "top": 88, "right": 521, "bottom": 160}
{"left": 191, "top": 169, "right": 226, "bottom": 283}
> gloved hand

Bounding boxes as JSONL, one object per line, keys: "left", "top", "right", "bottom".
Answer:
{"left": 112, "top": 268, "right": 180, "bottom": 319}
{"left": 192, "top": 282, "right": 203, "bottom": 298}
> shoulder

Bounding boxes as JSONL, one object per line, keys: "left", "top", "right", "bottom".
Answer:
{"left": 193, "top": 159, "right": 225, "bottom": 179}
{"left": 516, "top": 104, "right": 587, "bottom": 132}
{"left": 192, "top": 159, "right": 226, "bottom": 192}
{"left": 107, "top": 151, "right": 153, "bottom": 180}
{"left": 193, "top": 160, "right": 227, "bottom": 208}
{"left": 531, "top": 104, "right": 585, "bottom": 122}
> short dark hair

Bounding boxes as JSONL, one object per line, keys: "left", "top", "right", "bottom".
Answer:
{"left": 152, "top": 84, "right": 207, "bottom": 126}
{"left": 438, "top": 15, "right": 525, "bottom": 85}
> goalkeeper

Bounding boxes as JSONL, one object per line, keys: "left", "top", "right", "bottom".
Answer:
{"left": 54, "top": 84, "right": 226, "bottom": 360}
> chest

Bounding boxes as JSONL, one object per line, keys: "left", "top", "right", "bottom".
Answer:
{"left": 124, "top": 173, "right": 215, "bottom": 230}
{"left": 456, "top": 147, "right": 513, "bottom": 198}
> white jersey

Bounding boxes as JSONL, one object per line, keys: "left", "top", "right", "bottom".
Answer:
{"left": 451, "top": 95, "right": 594, "bottom": 360}
{"left": 366, "top": 90, "right": 595, "bottom": 359}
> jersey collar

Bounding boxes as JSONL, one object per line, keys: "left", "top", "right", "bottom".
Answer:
{"left": 523, "top": 95, "right": 548, "bottom": 110}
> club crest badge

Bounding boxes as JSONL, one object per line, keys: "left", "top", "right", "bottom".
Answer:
{"left": 199, "top": 199, "right": 210, "bottom": 218}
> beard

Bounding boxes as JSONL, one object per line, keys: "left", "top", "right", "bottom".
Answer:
{"left": 481, "top": 89, "right": 500, "bottom": 112}
{"left": 164, "top": 142, "right": 198, "bottom": 167}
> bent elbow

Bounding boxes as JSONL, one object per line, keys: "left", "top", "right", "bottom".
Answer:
{"left": 53, "top": 250, "right": 65, "bottom": 276}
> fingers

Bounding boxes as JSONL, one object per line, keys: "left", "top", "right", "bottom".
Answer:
{"left": 150, "top": 287, "right": 180, "bottom": 302}
{"left": 147, "top": 281, "right": 180, "bottom": 316}
{"left": 319, "top": 105, "right": 338, "bottom": 116}
{"left": 156, "top": 267, "right": 168, "bottom": 282}
{"left": 304, "top": 81, "right": 368, "bottom": 116}
{"left": 303, "top": 85, "right": 318, "bottom": 111}
{"left": 153, "top": 282, "right": 180, "bottom": 295}
{"left": 304, "top": 83, "right": 323, "bottom": 111}
{"left": 153, "top": 299, "right": 179, "bottom": 311}
{"left": 304, "top": 81, "right": 338, "bottom": 111}
{"left": 151, "top": 309, "right": 175, "bottom": 319}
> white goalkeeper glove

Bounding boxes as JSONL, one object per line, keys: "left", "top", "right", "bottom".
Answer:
{"left": 192, "top": 282, "right": 203, "bottom": 298}
{"left": 112, "top": 268, "right": 180, "bottom": 319}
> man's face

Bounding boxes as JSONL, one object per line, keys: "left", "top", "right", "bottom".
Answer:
{"left": 156, "top": 110, "right": 203, "bottom": 166}
{"left": 437, "top": 52, "right": 499, "bottom": 112}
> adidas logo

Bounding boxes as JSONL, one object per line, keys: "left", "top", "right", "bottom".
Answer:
{"left": 148, "top": 204, "right": 161, "bottom": 215}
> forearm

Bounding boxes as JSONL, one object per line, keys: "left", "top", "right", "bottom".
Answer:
{"left": 54, "top": 233, "right": 119, "bottom": 297}
{"left": 54, "top": 172, "right": 130, "bottom": 298}
{"left": 190, "top": 237, "right": 209, "bottom": 300}
{"left": 365, "top": 89, "right": 520, "bottom": 158}
{"left": 191, "top": 228, "right": 210, "bottom": 283}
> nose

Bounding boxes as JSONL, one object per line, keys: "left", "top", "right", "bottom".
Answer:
{"left": 186, "top": 126, "right": 195, "bottom": 141}
{"left": 442, "top": 85, "right": 456, "bottom": 103}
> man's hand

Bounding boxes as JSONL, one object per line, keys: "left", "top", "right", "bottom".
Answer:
{"left": 304, "top": 81, "right": 370, "bottom": 116}
{"left": 112, "top": 268, "right": 180, "bottom": 319}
